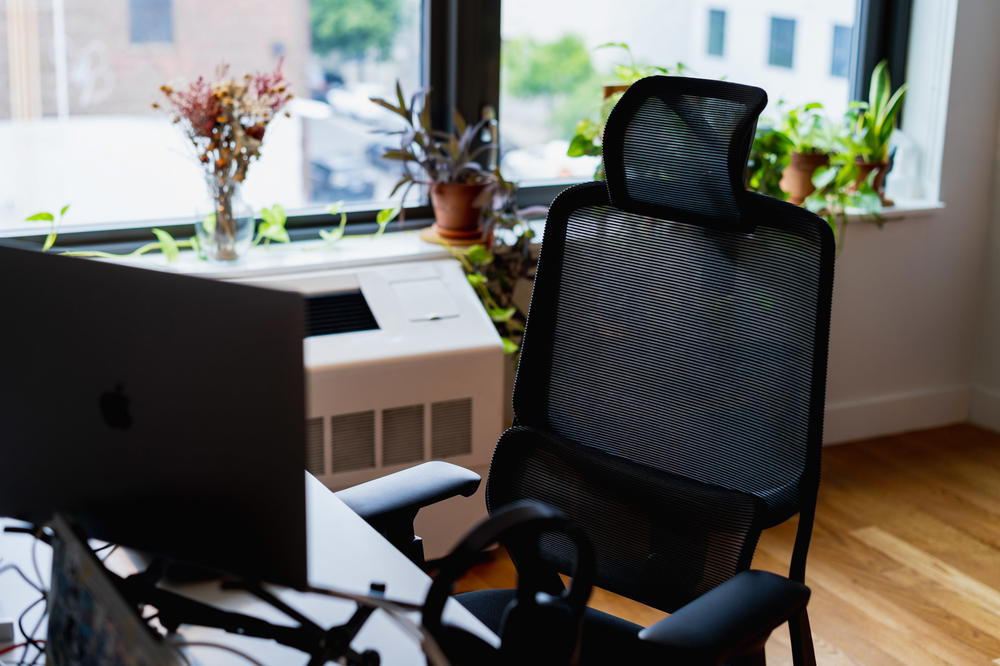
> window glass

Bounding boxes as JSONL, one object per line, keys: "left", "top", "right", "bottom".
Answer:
{"left": 707, "top": 9, "right": 726, "bottom": 57}
{"left": 768, "top": 17, "right": 796, "bottom": 68}
{"left": 0, "top": 0, "right": 422, "bottom": 232}
{"left": 129, "top": 0, "right": 173, "bottom": 44}
{"left": 830, "top": 24, "right": 852, "bottom": 78}
{"left": 500, "top": 1, "right": 858, "bottom": 183}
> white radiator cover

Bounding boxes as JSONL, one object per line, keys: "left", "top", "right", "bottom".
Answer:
{"left": 237, "top": 259, "right": 503, "bottom": 557}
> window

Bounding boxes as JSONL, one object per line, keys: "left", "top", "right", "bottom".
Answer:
{"left": 768, "top": 17, "right": 796, "bottom": 68}
{"left": 0, "top": 0, "right": 422, "bottom": 235}
{"left": 129, "top": 0, "right": 174, "bottom": 44}
{"left": 707, "top": 9, "right": 726, "bottom": 57}
{"left": 500, "top": 2, "right": 856, "bottom": 183}
{"left": 1, "top": 0, "right": 906, "bottom": 245}
{"left": 831, "top": 25, "right": 852, "bottom": 78}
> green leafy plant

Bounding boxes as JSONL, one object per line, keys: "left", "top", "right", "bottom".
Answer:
{"left": 24, "top": 204, "right": 70, "bottom": 251}
{"left": 776, "top": 102, "right": 839, "bottom": 155}
{"left": 566, "top": 43, "right": 688, "bottom": 178}
{"left": 451, "top": 171, "right": 537, "bottom": 356}
{"left": 255, "top": 204, "right": 291, "bottom": 245}
{"left": 317, "top": 202, "right": 400, "bottom": 246}
{"left": 370, "top": 81, "right": 497, "bottom": 209}
{"left": 845, "top": 59, "right": 908, "bottom": 163}
{"left": 747, "top": 121, "right": 792, "bottom": 199}
{"left": 26, "top": 205, "right": 194, "bottom": 263}
{"left": 804, "top": 162, "right": 883, "bottom": 250}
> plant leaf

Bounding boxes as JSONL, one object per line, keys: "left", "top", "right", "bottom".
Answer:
{"left": 25, "top": 212, "right": 54, "bottom": 222}
{"left": 465, "top": 244, "right": 493, "bottom": 265}
{"left": 42, "top": 232, "right": 57, "bottom": 252}
{"left": 501, "top": 337, "right": 519, "bottom": 355}
{"left": 59, "top": 204, "right": 71, "bottom": 217}
{"left": 151, "top": 228, "right": 180, "bottom": 263}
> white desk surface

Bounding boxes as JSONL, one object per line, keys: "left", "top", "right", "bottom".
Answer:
{"left": 0, "top": 473, "right": 496, "bottom": 665}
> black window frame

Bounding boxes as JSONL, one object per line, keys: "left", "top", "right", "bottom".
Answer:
{"left": 11, "top": 0, "right": 911, "bottom": 252}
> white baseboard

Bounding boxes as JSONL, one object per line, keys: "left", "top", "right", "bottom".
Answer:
{"left": 823, "top": 385, "right": 971, "bottom": 445}
{"left": 970, "top": 386, "right": 1000, "bottom": 434}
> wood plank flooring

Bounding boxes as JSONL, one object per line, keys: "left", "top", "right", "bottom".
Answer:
{"left": 455, "top": 424, "right": 1000, "bottom": 664}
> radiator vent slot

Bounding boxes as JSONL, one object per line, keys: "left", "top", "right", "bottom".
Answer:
{"left": 431, "top": 398, "right": 472, "bottom": 458}
{"left": 382, "top": 405, "right": 424, "bottom": 466}
{"left": 330, "top": 411, "right": 375, "bottom": 471}
{"left": 305, "top": 417, "right": 325, "bottom": 475}
{"left": 305, "top": 291, "right": 379, "bottom": 338}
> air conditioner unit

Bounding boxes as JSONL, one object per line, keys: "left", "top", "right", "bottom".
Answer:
{"left": 237, "top": 258, "right": 504, "bottom": 557}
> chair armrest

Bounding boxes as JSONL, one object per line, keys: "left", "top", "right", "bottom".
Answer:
{"left": 336, "top": 461, "right": 481, "bottom": 524}
{"left": 638, "top": 570, "right": 809, "bottom": 663}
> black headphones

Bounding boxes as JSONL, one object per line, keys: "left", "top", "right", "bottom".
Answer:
{"left": 422, "top": 500, "right": 596, "bottom": 666}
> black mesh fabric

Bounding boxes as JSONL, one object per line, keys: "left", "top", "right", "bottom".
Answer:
{"left": 491, "top": 76, "right": 833, "bottom": 617}
{"left": 487, "top": 427, "right": 764, "bottom": 613}
{"left": 604, "top": 76, "right": 766, "bottom": 231}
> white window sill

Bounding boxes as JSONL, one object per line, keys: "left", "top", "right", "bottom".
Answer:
{"left": 98, "top": 199, "right": 944, "bottom": 278}
{"left": 848, "top": 198, "right": 945, "bottom": 221}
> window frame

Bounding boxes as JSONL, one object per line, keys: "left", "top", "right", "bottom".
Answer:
{"left": 7, "top": 0, "right": 912, "bottom": 251}
{"left": 707, "top": 9, "right": 727, "bottom": 58}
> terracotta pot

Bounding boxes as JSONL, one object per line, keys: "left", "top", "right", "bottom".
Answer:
{"left": 779, "top": 152, "right": 830, "bottom": 205}
{"left": 603, "top": 83, "right": 630, "bottom": 99}
{"left": 430, "top": 182, "right": 490, "bottom": 240}
{"left": 853, "top": 160, "right": 893, "bottom": 207}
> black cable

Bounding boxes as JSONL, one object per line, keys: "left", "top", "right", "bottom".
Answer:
{"left": 15, "top": 595, "right": 45, "bottom": 666}
{"left": 0, "top": 564, "right": 43, "bottom": 594}
{"left": 101, "top": 545, "right": 119, "bottom": 563}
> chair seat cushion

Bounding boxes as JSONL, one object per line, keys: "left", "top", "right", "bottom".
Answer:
{"left": 455, "top": 589, "right": 663, "bottom": 665}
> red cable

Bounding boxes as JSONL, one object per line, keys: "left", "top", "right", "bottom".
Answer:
{"left": 0, "top": 642, "right": 29, "bottom": 656}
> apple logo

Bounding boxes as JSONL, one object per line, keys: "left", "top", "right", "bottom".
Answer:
{"left": 100, "top": 383, "right": 132, "bottom": 430}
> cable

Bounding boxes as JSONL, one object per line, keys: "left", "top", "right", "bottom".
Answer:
{"left": 29, "top": 532, "right": 45, "bottom": 593}
{"left": 0, "top": 565, "right": 43, "bottom": 594}
{"left": 15, "top": 596, "right": 45, "bottom": 666}
{"left": 168, "top": 641, "right": 266, "bottom": 666}
{"left": 0, "top": 644, "right": 28, "bottom": 656}
{"left": 100, "top": 545, "right": 119, "bottom": 563}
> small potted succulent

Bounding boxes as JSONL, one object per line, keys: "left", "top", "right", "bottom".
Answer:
{"left": 776, "top": 102, "right": 838, "bottom": 205}
{"left": 371, "top": 82, "right": 496, "bottom": 242}
{"left": 845, "top": 59, "right": 908, "bottom": 205}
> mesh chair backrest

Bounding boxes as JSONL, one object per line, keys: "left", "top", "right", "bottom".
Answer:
{"left": 495, "top": 77, "right": 833, "bottom": 609}
{"left": 603, "top": 76, "right": 764, "bottom": 231}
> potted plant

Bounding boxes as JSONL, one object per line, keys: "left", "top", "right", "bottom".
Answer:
{"left": 370, "top": 82, "right": 496, "bottom": 243}
{"left": 845, "top": 59, "right": 908, "bottom": 205}
{"left": 776, "top": 102, "right": 839, "bottom": 205}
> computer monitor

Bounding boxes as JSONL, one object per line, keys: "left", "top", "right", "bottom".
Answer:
{"left": 0, "top": 245, "right": 308, "bottom": 588}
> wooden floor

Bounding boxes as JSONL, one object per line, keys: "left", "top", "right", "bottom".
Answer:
{"left": 455, "top": 424, "right": 1000, "bottom": 664}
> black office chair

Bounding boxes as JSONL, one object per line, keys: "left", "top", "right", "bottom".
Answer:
{"left": 338, "top": 75, "right": 834, "bottom": 665}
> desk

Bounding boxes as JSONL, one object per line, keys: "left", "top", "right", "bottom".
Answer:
{"left": 0, "top": 473, "right": 496, "bottom": 664}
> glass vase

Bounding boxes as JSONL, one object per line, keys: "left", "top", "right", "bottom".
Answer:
{"left": 196, "top": 182, "right": 254, "bottom": 263}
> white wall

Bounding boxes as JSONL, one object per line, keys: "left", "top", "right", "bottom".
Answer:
{"left": 823, "top": 0, "right": 1000, "bottom": 443}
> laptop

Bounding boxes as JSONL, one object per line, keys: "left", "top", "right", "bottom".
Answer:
{"left": 0, "top": 245, "right": 308, "bottom": 588}
{"left": 47, "top": 515, "right": 180, "bottom": 666}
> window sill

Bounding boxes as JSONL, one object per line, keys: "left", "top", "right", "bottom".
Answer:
{"left": 848, "top": 198, "right": 945, "bottom": 221}
{"left": 92, "top": 199, "right": 944, "bottom": 279}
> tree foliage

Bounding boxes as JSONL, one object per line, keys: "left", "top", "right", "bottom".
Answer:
{"left": 310, "top": 0, "right": 402, "bottom": 60}
{"left": 503, "top": 34, "right": 595, "bottom": 98}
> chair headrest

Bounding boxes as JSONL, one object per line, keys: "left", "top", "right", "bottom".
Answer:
{"left": 602, "top": 76, "right": 767, "bottom": 232}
